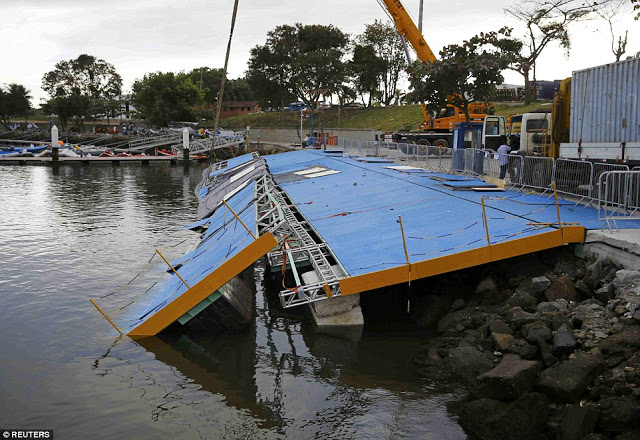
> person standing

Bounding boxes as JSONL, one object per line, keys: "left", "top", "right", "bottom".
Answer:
{"left": 498, "top": 136, "right": 511, "bottom": 179}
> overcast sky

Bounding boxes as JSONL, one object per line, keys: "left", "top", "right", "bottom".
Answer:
{"left": 1, "top": 0, "right": 637, "bottom": 105}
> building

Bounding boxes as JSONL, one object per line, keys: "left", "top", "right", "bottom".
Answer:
{"left": 220, "top": 101, "right": 260, "bottom": 118}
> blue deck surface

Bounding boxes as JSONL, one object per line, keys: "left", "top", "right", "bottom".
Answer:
{"left": 265, "top": 150, "right": 640, "bottom": 278}
{"left": 118, "top": 182, "right": 257, "bottom": 332}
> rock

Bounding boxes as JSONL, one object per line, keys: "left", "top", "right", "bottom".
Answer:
{"left": 595, "top": 283, "right": 615, "bottom": 303}
{"left": 510, "top": 340, "right": 539, "bottom": 360}
{"left": 560, "top": 405, "right": 598, "bottom": 440}
{"left": 445, "top": 346, "right": 495, "bottom": 391}
{"left": 553, "top": 328, "right": 577, "bottom": 357}
{"left": 492, "top": 333, "right": 515, "bottom": 351}
{"left": 489, "top": 319, "right": 514, "bottom": 335}
{"left": 576, "top": 280, "right": 594, "bottom": 298}
{"left": 537, "top": 354, "right": 605, "bottom": 402}
{"left": 538, "top": 302, "right": 560, "bottom": 314}
{"left": 613, "top": 270, "right": 640, "bottom": 289}
{"left": 597, "top": 326, "right": 640, "bottom": 356}
{"left": 459, "top": 393, "right": 550, "bottom": 440}
{"left": 597, "top": 397, "right": 640, "bottom": 433}
{"left": 475, "top": 277, "right": 497, "bottom": 294}
{"left": 633, "top": 310, "right": 640, "bottom": 321}
{"left": 437, "top": 307, "right": 476, "bottom": 333}
{"left": 510, "top": 310, "right": 540, "bottom": 328}
{"left": 450, "top": 298, "right": 465, "bottom": 312}
{"left": 544, "top": 276, "right": 578, "bottom": 302}
{"left": 506, "top": 289, "right": 538, "bottom": 311}
{"left": 532, "top": 276, "right": 552, "bottom": 293}
{"left": 478, "top": 354, "right": 540, "bottom": 401}
{"left": 310, "top": 293, "right": 360, "bottom": 318}
{"left": 555, "top": 261, "right": 579, "bottom": 280}
{"left": 522, "top": 321, "right": 553, "bottom": 343}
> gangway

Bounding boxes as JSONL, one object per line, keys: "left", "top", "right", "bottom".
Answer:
{"left": 187, "top": 132, "right": 246, "bottom": 155}
{"left": 123, "top": 133, "right": 182, "bottom": 153}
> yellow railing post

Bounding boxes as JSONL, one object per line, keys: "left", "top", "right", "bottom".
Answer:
{"left": 156, "top": 249, "right": 192, "bottom": 289}
{"left": 89, "top": 298, "right": 124, "bottom": 336}
{"left": 481, "top": 197, "right": 491, "bottom": 247}
{"left": 222, "top": 200, "right": 257, "bottom": 240}
{"left": 398, "top": 216, "right": 412, "bottom": 285}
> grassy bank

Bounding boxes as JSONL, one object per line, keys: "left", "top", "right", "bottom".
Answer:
{"left": 219, "top": 101, "right": 553, "bottom": 132}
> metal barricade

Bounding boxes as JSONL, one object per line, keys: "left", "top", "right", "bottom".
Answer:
{"left": 598, "top": 171, "right": 640, "bottom": 229}
{"left": 522, "top": 156, "right": 555, "bottom": 191}
{"left": 593, "top": 163, "right": 629, "bottom": 203}
{"left": 554, "top": 158, "right": 594, "bottom": 201}
{"left": 451, "top": 149, "right": 465, "bottom": 173}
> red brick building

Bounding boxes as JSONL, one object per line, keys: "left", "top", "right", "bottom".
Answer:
{"left": 220, "top": 101, "right": 260, "bottom": 118}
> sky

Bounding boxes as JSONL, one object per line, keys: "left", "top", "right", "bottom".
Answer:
{"left": 0, "top": 0, "right": 638, "bottom": 106}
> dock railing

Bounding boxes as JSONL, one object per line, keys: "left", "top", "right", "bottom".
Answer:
{"left": 554, "top": 158, "right": 594, "bottom": 202}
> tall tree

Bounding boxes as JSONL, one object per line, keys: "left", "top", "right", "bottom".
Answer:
{"left": 596, "top": 0, "right": 632, "bottom": 61}
{"left": 505, "top": 0, "right": 607, "bottom": 103}
{"left": 246, "top": 24, "right": 350, "bottom": 109}
{"left": 42, "top": 54, "right": 122, "bottom": 131}
{"left": 0, "top": 83, "right": 31, "bottom": 127}
{"left": 131, "top": 72, "right": 203, "bottom": 127}
{"left": 409, "top": 28, "right": 520, "bottom": 122}
{"left": 356, "top": 20, "right": 408, "bottom": 106}
{"left": 633, "top": 0, "right": 640, "bottom": 19}
{"left": 350, "top": 44, "right": 386, "bottom": 107}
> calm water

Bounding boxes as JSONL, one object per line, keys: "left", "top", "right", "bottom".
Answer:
{"left": 0, "top": 163, "right": 466, "bottom": 439}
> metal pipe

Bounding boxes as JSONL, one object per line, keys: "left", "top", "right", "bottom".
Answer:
{"left": 89, "top": 298, "right": 124, "bottom": 335}
{"left": 156, "top": 249, "right": 192, "bottom": 289}
{"left": 222, "top": 200, "right": 257, "bottom": 239}
{"left": 398, "top": 216, "right": 412, "bottom": 284}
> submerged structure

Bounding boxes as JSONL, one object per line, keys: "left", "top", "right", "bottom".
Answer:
{"left": 99, "top": 148, "right": 640, "bottom": 338}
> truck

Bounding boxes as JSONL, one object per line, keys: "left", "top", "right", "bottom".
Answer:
{"left": 508, "top": 57, "right": 640, "bottom": 166}
{"left": 380, "top": 0, "right": 494, "bottom": 149}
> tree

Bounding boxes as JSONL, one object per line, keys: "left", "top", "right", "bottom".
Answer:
{"left": 633, "top": 0, "right": 640, "bottom": 19}
{"left": 42, "top": 54, "right": 122, "bottom": 131}
{"left": 409, "top": 28, "right": 520, "bottom": 122}
{"left": 596, "top": 0, "right": 632, "bottom": 61}
{"left": 350, "top": 44, "right": 386, "bottom": 107}
{"left": 356, "top": 20, "right": 408, "bottom": 106}
{"left": 131, "top": 72, "right": 203, "bottom": 127}
{"left": 0, "top": 83, "right": 31, "bottom": 127}
{"left": 246, "top": 24, "right": 350, "bottom": 109}
{"left": 505, "top": 0, "right": 607, "bottom": 103}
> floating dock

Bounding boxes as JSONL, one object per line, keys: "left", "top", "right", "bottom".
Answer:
{"left": 97, "top": 149, "right": 640, "bottom": 338}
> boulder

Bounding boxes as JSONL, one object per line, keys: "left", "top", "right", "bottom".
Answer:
{"left": 575, "top": 280, "right": 594, "bottom": 298}
{"left": 536, "top": 354, "right": 605, "bottom": 402}
{"left": 552, "top": 327, "right": 577, "bottom": 357}
{"left": 478, "top": 354, "right": 540, "bottom": 401}
{"left": 437, "top": 307, "right": 476, "bottom": 333}
{"left": 505, "top": 289, "right": 538, "bottom": 311}
{"left": 489, "top": 319, "right": 514, "bottom": 335}
{"left": 544, "top": 276, "right": 578, "bottom": 302}
{"left": 597, "top": 396, "right": 640, "bottom": 433}
{"left": 459, "top": 393, "right": 550, "bottom": 440}
{"left": 594, "top": 283, "right": 615, "bottom": 303}
{"left": 560, "top": 405, "right": 598, "bottom": 440}
{"left": 476, "top": 276, "right": 497, "bottom": 294}
{"left": 522, "top": 321, "right": 553, "bottom": 343}
{"left": 531, "top": 276, "right": 552, "bottom": 294}
{"left": 492, "top": 333, "right": 515, "bottom": 352}
{"left": 613, "top": 270, "right": 640, "bottom": 289}
{"left": 445, "top": 346, "right": 495, "bottom": 391}
{"left": 450, "top": 298, "right": 465, "bottom": 312}
{"left": 510, "top": 310, "right": 540, "bottom": 328}
{"left": 597, "top": 325, "right": 640, "bottom": 356}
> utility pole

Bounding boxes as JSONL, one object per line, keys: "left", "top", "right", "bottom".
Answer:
{"left": 418, "top": 0, "right": 423, "bottom": 33}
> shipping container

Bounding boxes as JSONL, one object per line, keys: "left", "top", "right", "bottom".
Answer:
{"left": 569, "top": 57, "right": 640, "bottom": 144}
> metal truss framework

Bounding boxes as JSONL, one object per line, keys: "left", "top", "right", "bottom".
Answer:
{"left": 254, "top": 175, "right": 346, "bottom": 308}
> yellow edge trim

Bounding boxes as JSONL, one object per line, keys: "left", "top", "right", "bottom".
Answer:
{"left": 128, "top": 232, "right": 278, "bottom": 338}
{"left": 339, "top": 227, "right": 585, "bottom": 296}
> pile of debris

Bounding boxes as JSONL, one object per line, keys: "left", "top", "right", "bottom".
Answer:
{"left": 414, "top": 250, "right": 640, "bottom": 440}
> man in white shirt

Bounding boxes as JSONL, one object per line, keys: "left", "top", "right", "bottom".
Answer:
{"left": 497, "top": 136, "right": 511, "bottom": 179}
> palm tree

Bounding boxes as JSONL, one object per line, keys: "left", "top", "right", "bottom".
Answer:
{"left": 8, "top": 84, "right": 32, "bottom": 124}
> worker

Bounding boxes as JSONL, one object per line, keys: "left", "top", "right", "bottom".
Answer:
{"left": 497, "top": 136, "right": 511, "bottom": 179}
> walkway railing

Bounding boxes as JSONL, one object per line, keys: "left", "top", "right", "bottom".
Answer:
{"left": 337, "top": 137, "right": 638, "bottom": 229}
{"left": 598, "top": 171, "right": 640, "bottom": 229}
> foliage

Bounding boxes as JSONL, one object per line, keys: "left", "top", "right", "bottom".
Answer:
{"left": 247, "top": 24, "right": 349, "bottom": 109}
{"left": 505, "top": 0, "right": 608, "bottom": 103}
{"left": 409, "top": 28, "right": 520, "bottom": 121}
{"left": 0, "top": 83, "right": 32, "bottom": 126}
{"left": 356, "top": 20, "right": 408, "bottom": 106}
{"left": 633, "top": 0, "right": 640, "bottom": 19}
{"left": 350, "top": 45, "right": 386, "bottom": 107}
{"left": 41, "top": 54, "right": 122, "bottom": 131}
{"left": 131, "top": 72, "right": 203, "bottom": 127}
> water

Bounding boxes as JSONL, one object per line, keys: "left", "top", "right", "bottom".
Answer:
{"left": 0, "top": 163, "right": 466, "bottom": 439}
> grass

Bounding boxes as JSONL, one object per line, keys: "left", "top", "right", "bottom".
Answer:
{"left": 219, "top": 101, "right": 553, "bottom": 132}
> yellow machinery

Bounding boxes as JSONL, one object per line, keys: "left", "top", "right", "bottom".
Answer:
{"left": 379, "top": 0, "right": 491, "bottom": 137}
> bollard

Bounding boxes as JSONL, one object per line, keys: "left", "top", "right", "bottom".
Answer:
{"left": 183, "top": 146, "right": 189, "bottom": 161}
{"left": 51, "top": 125, "right": 59, "bottom": 162}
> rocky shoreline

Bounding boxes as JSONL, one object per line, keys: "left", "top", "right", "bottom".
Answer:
{"left": 412, "top": 246, "right": 640, "bottom": 440}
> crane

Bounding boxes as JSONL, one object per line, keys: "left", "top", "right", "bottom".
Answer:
{"left": 377, "top": 0, "right": 492, "bottom": 147}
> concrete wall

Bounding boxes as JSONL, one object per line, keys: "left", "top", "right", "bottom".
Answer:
{"left": 249, "top": 127, "right": 379, "bottom": 144}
